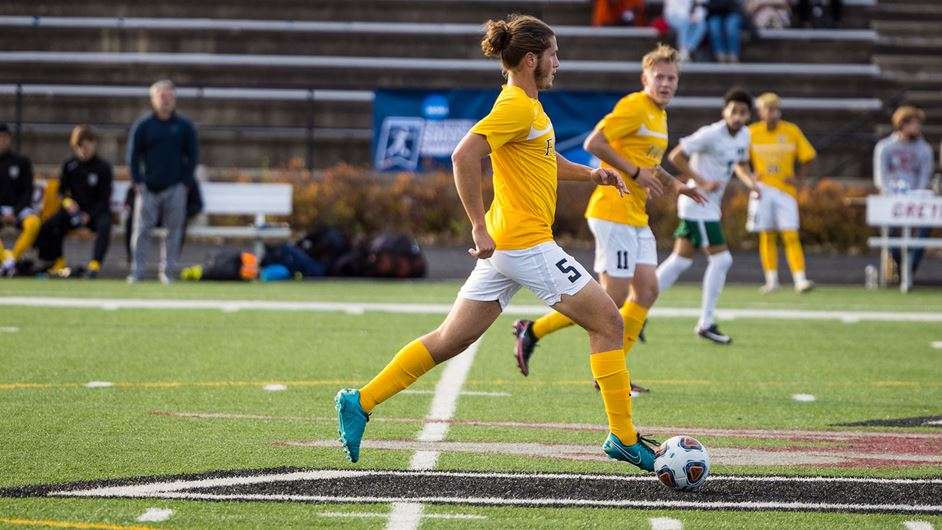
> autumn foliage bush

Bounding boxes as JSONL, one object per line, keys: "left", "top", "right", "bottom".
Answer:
{"left": 261, "top": 166, "right": 875, "bottom": 252}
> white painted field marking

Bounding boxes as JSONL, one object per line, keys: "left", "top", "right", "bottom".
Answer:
{"left": 3, "top": 296, "right": 942, "bottom": 322}
{"left": 0, "top": 326, "right": 18, "bottom": 332}
{"left": 84, "top": 381, "right": 114, "bottom": 388}
{"left": 650, "top": 517, "right": 683, "bottom": 530}
{"left": 401, "top": 389, "right": 510, "bottom": 397}
{"left": 904, "top": 521, "right": 935, "bottom": 530}
{"left": 221, "top": 305, "right": 240, "bottom": 313}
{"left": 262, "top": 384, "right": 287, "bottom": 392}
{"left": 925, "top": 420, "right": 942, "bottom": 426}
{"left": 158, "top": 410, "right": 942, "bottom": 441}
{"left": 319, "top": 511, "right": 486, "bottom": 520}
{"left": 792, "top": 394, "right": 816, "bottom": 402}
{"left": 290, "top": 438, "right": 942, "bottom": 466}
{"left": 931, "top": 341, "right": 942, "bottom": 349}
{"left": 137, "top": 508, "right": 173, "bottom": 522}
{"left": 388, "top": 338, "right": 482, "bottom": 530}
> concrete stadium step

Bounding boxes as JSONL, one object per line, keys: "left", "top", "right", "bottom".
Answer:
{"left": 872, "top": 20, "right": 942, "bottom": 39}
{"left": 0, "top": 52, "right": 889, "bottom": 98}
{"left": 876, "top": 36, "right": 942, "bottom": 56}
{"left": 874, "top": 54, "right": 942, "bottom": 83}
{"left": 0, "top": 18, "right": 876, "bottom": 64}
{"left": 901, "top": 89, "right": 942, "bottom": 110}
{"left": 0, "top": 0, "right": 876, "bottom": 27}
{"left": 874, "top": 2, "right": 942, "bottom": 21}
{"left": 1, "top": 0, "right": 597, "bottom": 25}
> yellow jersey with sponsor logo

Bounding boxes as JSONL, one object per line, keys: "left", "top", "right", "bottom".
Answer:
{"left": 470, "top": 84, "right": 557, "bottom": 250}
{"left": 748, "top": 120, "right": 816, "bottom": 198}
{"left": 584, "top": 91, "right": 668, "bottom": 227}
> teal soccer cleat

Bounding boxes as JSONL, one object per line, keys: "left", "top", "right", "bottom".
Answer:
{"left": 602, "top": 432, "right": 658, "bottom": 472}
{"left": 335, "top": 389, "right": 369, "bottom": 463}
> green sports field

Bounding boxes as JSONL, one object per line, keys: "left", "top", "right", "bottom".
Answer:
{"left": 1, "top": 279, "right": 940, "bottom": 529}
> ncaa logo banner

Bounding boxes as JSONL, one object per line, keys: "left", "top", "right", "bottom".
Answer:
{"left": 373, "top": 89, "right": 624, "bottom": 172}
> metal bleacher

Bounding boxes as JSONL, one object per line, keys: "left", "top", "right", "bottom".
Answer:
{"left": 0, "top": 0, "right": 905, "bottom": 178}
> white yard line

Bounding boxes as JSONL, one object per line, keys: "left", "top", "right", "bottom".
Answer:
{"left": 390, "top": 339, "right": 482, "bottom": 530}
{"left": 904, "top": 522, "right": 935, "bottom": 530}
{"left": 650, "top": 517, "right": 684, "bottom": 530}
{"left": 2, "top": 296, "right": 941, "bottom": 322}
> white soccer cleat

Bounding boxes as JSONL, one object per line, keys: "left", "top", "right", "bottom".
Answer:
{"left": 759, "top": 282, "right": 779, "bottom": 294}
{"left": 795, "top": 279, "right": 815, "bottom": 293}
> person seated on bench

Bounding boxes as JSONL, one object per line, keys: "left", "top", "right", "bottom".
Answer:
{"left": 873, "top": 105, "right": 935, "bottom": 278}
{"left": 0, "top": 123, "right": 40, "bottom": 277}
{"left": 36, "top": 125, "right": 113, "bottom": 278}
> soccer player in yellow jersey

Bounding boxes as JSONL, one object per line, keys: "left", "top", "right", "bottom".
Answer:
{"left": 513, "top": 44, "right": 704, "bottom": 378}
{"left": 747, "top": 92, "right": 817, "bottom": 293}
{"left": 336, "top": 14, "right": 660, "bottom": 472}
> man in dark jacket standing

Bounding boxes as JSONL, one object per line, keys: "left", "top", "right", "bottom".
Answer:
{"left": 0, "top": 123, "right": 41, "bottom": 277}
{"left": 126, "top": 79, "right": 198, "bottom": 284}
{"left": 36, "top": 125, "right": 113, "bottom": 277}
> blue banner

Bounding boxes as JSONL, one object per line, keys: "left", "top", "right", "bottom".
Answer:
{"left": 373, "top": 89, "right": 625, "bottom": 172}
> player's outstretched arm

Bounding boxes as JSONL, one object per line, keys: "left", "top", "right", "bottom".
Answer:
{"left": 556, "top": 153, "right": 628, "bottom": 196}
{"left": 584, "top": 128, "right": 664, "bottom": 197}
{"left": 733, "top": 162, "right": 761, "bottom": 198}
{"left": 667, "top": 144, "right": 717, "bottom": 191}
{"left": 452, "top": 132, "right": 496, "bottom": 259}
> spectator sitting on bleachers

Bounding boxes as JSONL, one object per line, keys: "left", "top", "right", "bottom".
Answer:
{"left": 0, "top": 123, "right": 40, "bottom": 277}
{"left": 35, "top": 125, "right": 113, "bottom": 278}
{"left": 664, "top": 0, "right": 708, "bottom": 62}
{"left": 873, "top": 105, "right": 935, "bottom": 277}
{"left": 592, "top": 0, "right": 647, "bottom": 26}
{"left": 707, "top": 0, "right": 745, "bottom": 63}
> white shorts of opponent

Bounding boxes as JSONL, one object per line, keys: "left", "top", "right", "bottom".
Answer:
{"left": 459, "top": 240, "right": 592, "bottom": 309}
{"left": 587, "top": 218, "right": 658, "bottom": 279}
{"left": 747, "top": 183, "right": 799, "bottom": 232}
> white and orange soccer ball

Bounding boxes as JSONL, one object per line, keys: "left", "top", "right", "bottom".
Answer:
{"left": 654, "top": 435, "right": 710, "bottom": 492}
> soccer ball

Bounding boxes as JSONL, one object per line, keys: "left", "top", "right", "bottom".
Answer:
{"left": 654, "top": 435, "right": 710, "bottom": 492}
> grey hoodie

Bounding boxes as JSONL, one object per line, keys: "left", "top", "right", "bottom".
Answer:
{"left": 873, "top": 133, "right": 935, "bottom": 194}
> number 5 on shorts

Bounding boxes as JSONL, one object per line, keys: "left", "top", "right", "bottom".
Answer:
{"left": 555, "top": 258, "right": 583, "bottom": 283}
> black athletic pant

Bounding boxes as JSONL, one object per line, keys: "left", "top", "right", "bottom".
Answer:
{"left": 37, "top": 209, "right": 112, "bottom": 264}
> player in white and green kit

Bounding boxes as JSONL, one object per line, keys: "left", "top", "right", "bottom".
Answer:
{"left": 656, "top": 89, "right": 760, "bottom": 344}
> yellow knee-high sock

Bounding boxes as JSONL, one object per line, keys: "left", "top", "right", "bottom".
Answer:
{"left": 782, "top": 230, "right": 806, "bottom": 275}
{"left": 532, "top": 311, "right": 574, "bottom": 339}
{"left": 12, "top": 214, "right": 40, "bottom": 259}
{"left": 590, "top": 348, "right": 636, "bottom": 444}
{"left": 619, "top": 302, "right": 648, "bottom": 354}
{"left": 759, "top": 231, "right": 778, "bottom": 273}
{"left": 358, "top": 339, "right": 436, "bottom": 413}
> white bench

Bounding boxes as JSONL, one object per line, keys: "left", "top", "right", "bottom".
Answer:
{"left": 866, "top": 193, "right": 942, "bottom": 293}
{"left": 111, "top": 180, "right": 293, "bottom": 256}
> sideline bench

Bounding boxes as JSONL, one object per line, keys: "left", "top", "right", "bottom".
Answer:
{"left": 110, "top": 180, "right": 293, "bottom": 257}
{"left": 866, "top": 193, "right": 942, "bottom": 293}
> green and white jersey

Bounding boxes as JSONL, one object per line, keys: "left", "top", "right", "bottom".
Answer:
{"left": 677, "top": 120, "right": 750, "bottom": 221}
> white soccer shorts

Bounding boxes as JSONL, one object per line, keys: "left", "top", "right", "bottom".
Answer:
{"left": 747, "top": 183, "right": 800, "bottom": 232}
{"left": 458, "top": 240, "right": 592, "bottom": 309}
{"left": 587, "top": 218, "right": 658, "bottom": 278}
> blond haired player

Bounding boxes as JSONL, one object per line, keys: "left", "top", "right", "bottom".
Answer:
{"left": 513, "top": 44, "right": 704, "bottom": 378}
{"left": 747, "top": 92, "right": 817, "bottom": 293}
{"left": 336, "top": 14, "right": 661, "bottom": 472}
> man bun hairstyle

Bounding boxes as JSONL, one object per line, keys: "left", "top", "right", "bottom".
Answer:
{"left": 723, "top": 88, "right": 754, "bottom": 111}
{"left": 482, "top": 14, "right": 554, "bottom": 71}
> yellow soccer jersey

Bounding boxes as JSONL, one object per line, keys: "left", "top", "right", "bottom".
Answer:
{"left": 749, "top": 120, "right": 816, "bottom": 197}
{"left": 471, "top": 84, "right": 557, "bottom": 250}
{"left": 584, "top": 91, "right": 668, "bottom": 227}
